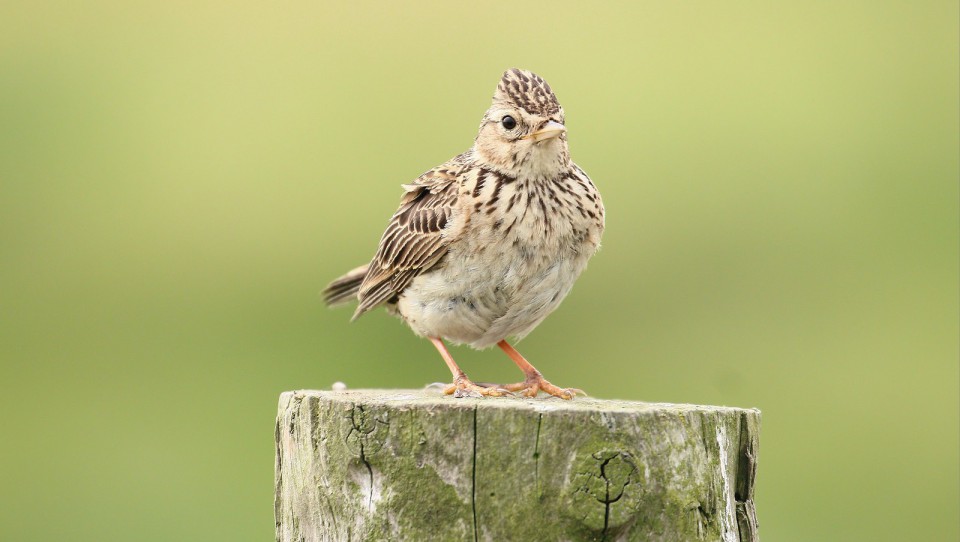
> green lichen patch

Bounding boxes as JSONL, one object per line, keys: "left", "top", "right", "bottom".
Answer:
{"left": 276, "top": 389, "right": 761, "bottom": 542}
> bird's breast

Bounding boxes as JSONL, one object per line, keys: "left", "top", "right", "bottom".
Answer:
{"left": 460, "top": 167, "right": 603, "bottom": 257}
{"left": 395, "top": 165, "right": 603, "bottom": 347}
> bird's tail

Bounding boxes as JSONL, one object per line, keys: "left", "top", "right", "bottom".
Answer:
{"left": 322, "top": 264, "right": 369, "bottom": 306}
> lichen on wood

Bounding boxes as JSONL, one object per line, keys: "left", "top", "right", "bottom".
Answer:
{"left": 275, "top": 389, "right": 760, "bottom": 541}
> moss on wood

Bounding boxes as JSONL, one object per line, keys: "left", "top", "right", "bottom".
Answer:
{"left": 275, "top": 390, "right": 760, "bottom": 542}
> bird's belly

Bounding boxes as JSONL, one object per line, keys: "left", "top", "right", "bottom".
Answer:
{"left": 396, "top": 239, "right": 589, "bottom": 349}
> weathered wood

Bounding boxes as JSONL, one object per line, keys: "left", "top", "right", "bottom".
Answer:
{"left": 275, "top": 389, "right": 761, "bottom": 542}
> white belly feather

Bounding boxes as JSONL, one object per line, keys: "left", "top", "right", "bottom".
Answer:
{"left": 397, "top": 245, "right": 589, "bottom": 348}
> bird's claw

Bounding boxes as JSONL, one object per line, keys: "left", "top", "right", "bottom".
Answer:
{"left": 502, "top": 375, "right": 582, "bottom": 400}
{"left": 443, "top": 377, "right": 511, "bottom": 398}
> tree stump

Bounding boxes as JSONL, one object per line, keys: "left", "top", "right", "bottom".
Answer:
{"left": 275, "top": 389, "right": 760, "bottom": 542}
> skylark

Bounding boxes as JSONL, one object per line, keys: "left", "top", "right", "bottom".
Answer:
{"left": 323, "top": 69, "right": 604, "bottom": 399}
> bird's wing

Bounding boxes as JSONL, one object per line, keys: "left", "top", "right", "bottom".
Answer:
{"left": 352, "top": 153, "right": 469, "bottom": 319}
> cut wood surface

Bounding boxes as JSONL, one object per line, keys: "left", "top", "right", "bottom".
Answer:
{"left": 275, "top": 389, "right": 760, "bottom": 542}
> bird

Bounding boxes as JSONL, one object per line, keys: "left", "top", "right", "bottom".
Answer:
{"left": 323, "top": 68, "right": 604, "bottom": 399}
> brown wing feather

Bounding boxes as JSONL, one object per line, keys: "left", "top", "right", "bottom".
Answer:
{"left": 352, "top": 153, "right": 468, "bottom": 319}
{"left": 322, "top": 264, "right": 369, "bottom": 306}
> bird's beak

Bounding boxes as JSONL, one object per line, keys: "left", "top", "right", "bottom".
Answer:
{"left": 522, "top": 120, "right": 566, "bottom": 142}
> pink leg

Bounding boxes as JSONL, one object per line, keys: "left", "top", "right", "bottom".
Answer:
{"left": 496, "top": 340, "right": 582, "bottom": 400}
{"left": 429, "top": 337, "right": 507, "bottom": 398}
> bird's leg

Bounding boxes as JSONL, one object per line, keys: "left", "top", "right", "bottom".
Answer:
{"left": 431, "top": 337, "right": 508, "bottom": 398}
{"left": 496, "top": 340, "right": 582, "bottom": 400}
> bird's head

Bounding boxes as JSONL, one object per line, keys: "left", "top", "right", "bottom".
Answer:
{"left": 474, "top": 69, "right": 570, "bottom": 178}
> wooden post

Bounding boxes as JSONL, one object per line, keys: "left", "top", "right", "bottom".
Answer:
{"left": 275, "top": 389, "right": 760, "bottom": 542}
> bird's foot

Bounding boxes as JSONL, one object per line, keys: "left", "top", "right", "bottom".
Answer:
{"left": 502, "top": 373, "right": 582, "bottom": 400}
{"left": 443, "top": 375, "right": 511, "bottom": 398}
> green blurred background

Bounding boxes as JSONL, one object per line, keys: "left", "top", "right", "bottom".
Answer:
{"left": 1, "top": 1, "right": 957, "bottom": 540}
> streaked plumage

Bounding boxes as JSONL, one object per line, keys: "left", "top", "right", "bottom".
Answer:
{"left": 323, "top": 69, "right": 604, "bottom": 399}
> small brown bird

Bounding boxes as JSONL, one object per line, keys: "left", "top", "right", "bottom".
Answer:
{"left": 323, "top": 69, "right": 604, "bottom": 399}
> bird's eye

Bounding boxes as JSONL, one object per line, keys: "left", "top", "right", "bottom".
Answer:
{"left": 501, "top": 115, "right": 517, "bottom": 130}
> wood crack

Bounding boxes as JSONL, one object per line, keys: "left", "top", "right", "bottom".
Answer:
{"left": 274, "top": 418, "right": 283, "bottom": 530}
{"left": 358, "top": 441, "right": 374, "bottom": 512}
{"left": 602, "top": 457, "right": 610, "bottom": 541}
{"left": 734, "top": 410, "right": 760, "bottom": 541}
{"left": 472, "top": 406, "right": 479, "bottom": 542}
{"left": 593, "top": 452, "right": 635, "bottom": 541}
{"left": 346, "top": 403, "right": 381, "bottom": 514}
{"left": 534, "top": 412, "right": 542, "bottom": 494}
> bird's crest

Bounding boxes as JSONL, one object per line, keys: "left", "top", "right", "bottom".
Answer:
{"left": 493, "top": 68, "right": 562, "bottom": 117}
